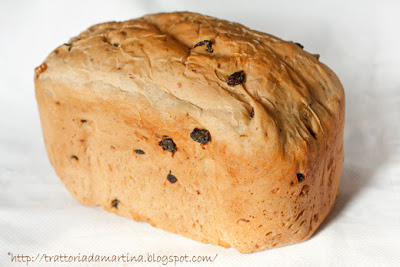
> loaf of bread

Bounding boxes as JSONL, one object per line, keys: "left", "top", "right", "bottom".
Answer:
{"left": 35, "top": 12, "right": 345, "bottom": 253}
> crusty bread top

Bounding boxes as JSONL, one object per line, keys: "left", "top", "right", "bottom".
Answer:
{"left": 37, "top": 12, "right": 344, "bottom": 156}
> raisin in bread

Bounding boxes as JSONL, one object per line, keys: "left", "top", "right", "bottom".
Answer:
{"left": 34, "top": 12, "right": 345, "bottom": 253}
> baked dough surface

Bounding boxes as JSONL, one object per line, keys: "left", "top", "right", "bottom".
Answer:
{"left": 35, "top": 12, "right": 345, "bottom": 253}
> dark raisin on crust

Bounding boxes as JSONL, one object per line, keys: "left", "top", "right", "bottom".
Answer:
{"left": 158, "top": 137, "right": 177, "bottom": 154}
{"left": 80, "top": 119, "right": 87, "bottom": 123}
{"left": 194, "top": 40, "right": 214, "bottom": 53}
{"left": 63, "top": 43, "right": 72, "bottom": 51}
{"left": 250, "top": 108, "right": 255, "bottom": 119}
{"left": 167, "top": 171, "right": 177, "bottom": 183}
{"left": 135, "top": 149, "right": 145, "bottom": 154}
{"left": 206, "top": 41, "right": 214, "bottom": 53}
{"left": 113, "top": 43, "right": 119, "bottom": 47}
{"left": 294, "top": 42, "right": 304, "bottom": 49}
{"left": 297, "top": 173, "right": 305, "bottom": 183}
{"left": 227, "top": 71, "right": 245, "bottom": 86}
{"left": 190, "top": 128, "right": 211, "bottom": 144}
{"left": 111, "top": 199, "right": 120, "bottom": 208}
{"left": 71, "top": 155, "right": 79, "bottom": 160}
{"left": 194, "top": 40, "right": 207, "bottom": 47}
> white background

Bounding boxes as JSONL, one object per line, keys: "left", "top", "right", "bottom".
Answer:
{"left": 1, "top": 0, "right": 399, "bottom": 266}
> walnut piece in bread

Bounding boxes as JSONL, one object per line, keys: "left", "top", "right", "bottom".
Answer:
{"left": 35, "top": 12, "right": 345, "bottom": 253}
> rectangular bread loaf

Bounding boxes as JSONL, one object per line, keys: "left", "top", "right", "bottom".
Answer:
{"left": 35, "top": 12, "right": 345, "bottom": 253}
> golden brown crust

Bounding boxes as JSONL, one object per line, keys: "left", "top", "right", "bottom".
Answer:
{"left": 35, "top": 12, "right": 344, "bottom": 253}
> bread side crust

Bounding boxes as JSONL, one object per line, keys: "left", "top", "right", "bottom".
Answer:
{"left": 35, "top": 76, "right": 343, "bottom": 253}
